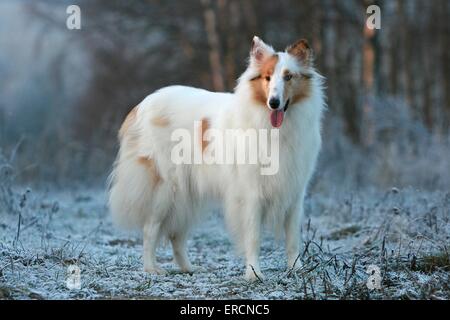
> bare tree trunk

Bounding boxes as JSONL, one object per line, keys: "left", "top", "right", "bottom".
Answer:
{"left": 361, "top": 0, "right": 382, "bottom": 146}
{"left": 440, "top": 0, "right": 450, "bottom": 133}
{"left": 201, "top": 0, "right": 225, "bottom": 92}
{"left": 362, "top": 26, "right": 375, "bottom": 94}
{"left": 224, "top": 0, "right": 239, "bottom": 89}
{"left": 404, "top": 2, "right": 416, "bottom": 116}
{"left": 389, "top": 1, "right": 400, "bottom": 96}
{"left": 0, "top": 105, "right": 5, "bottom": 144}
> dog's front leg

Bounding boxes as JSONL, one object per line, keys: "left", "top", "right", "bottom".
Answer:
{"left": 242, "top": 199, "right": 264, "bottom": 282}
{"left": 285, "top": 197, "right": 303, "bottom": 271}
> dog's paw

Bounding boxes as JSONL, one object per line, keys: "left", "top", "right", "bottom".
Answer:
{"left": 144, "top": 266, "right": 168, "bottom": 275}
{"left": 245, "top": 268, "right": 265, "bottom": 282}
{"left": 179, "top": 265, "right": 206, "bottom": 274}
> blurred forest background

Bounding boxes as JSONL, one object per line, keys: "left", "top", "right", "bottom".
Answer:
{"left": 0, "top": 0, "right": 449, "bottom": 191}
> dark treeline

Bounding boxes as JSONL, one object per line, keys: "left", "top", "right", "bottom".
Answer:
{"left": 73, "top": 0, "right": 450, "bottom": 143}
{"left": 1, "top": 0, "right": 449, "bottom": 189}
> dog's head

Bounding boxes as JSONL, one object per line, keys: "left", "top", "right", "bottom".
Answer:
{"left": 248, "top": 36, "right": 314, "bottom": 128}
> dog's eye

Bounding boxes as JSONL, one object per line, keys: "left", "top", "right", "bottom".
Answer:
{"left": 284, "top": 74, "right": 292, "bottom": 81}
{"left": 301, "top": 73, "right": 312, "bottom": 80}
{"left": 265, "top": 76, "right": 271, "bottom": 82}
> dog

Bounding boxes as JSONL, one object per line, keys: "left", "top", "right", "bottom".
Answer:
{"left": 108, "top": 37, "right": 325, "bottom": 281}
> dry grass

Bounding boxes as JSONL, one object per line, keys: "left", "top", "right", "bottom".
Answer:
{"left": 0, "top": 186, "right": 449, "bottom": 300}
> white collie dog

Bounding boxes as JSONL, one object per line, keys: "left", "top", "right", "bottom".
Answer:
{"left": 108, "top": 37, "right": 325, "bottom": 281}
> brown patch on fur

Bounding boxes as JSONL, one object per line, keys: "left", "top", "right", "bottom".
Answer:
{"left": 250, "top": 54, "right": 279, "bottom": 106}
{"left": 119, "top": 106, "right": 138, "bottom": 140}
{"left": 151, "top": 115, "right": 170, "bottom": 127}
{"left": 199, "top": 118, "right": 210, "bottom": 154}
{"left": 138, "top": 157, "right": 162, "bottom": 186}
{"left": 286, "top": 39, "right": 313, "bottom": 66}
{"left": 285, "top": 74, "right": 312, "bottom": 106}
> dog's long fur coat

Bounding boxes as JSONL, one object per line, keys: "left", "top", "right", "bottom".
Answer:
{"left": 108, "top": 37, "right": 325, "bottom": 280}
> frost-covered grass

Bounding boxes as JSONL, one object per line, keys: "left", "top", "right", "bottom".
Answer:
{"left": 1, "top": 186, "right": 449, "bottom": 300}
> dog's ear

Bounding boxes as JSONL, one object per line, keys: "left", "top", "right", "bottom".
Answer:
{"left": 286, "top": 39, "right": 313, "bottom": 66}
{"left": 250, "top": 36, "right": 275, "bottom": 64}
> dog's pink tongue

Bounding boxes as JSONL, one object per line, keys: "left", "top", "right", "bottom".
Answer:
{"left": 270, "top": 110, "right": 284, "bottom": 128}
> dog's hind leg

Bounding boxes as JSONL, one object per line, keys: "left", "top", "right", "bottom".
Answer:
{"left": 170, "top": 232, "right": 193, "bottom": 273}
{"left": 143, "top": 221, "right": 167, "bottom": 275}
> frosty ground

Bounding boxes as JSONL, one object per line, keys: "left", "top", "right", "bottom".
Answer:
{"left": 0, "top": 187, "right": 449, "bottom": 299}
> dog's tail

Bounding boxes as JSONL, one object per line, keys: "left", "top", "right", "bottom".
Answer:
{"left": 108, "top": 105, "right": 153, "bottom": 229}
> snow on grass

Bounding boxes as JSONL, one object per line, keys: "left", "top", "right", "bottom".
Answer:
{"left": 0, "top": 187, "right": 449, "bottom": 299}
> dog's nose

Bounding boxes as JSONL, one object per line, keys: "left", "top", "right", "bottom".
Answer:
{"left": 269, "top": 97, "right": 280, "bottom": 109}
